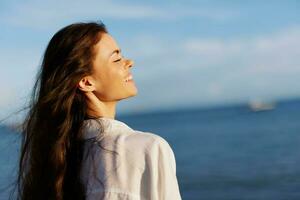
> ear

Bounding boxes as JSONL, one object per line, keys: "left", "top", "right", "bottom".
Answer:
{"left": 77, "top": 76, "right": 96, "bottom": 92}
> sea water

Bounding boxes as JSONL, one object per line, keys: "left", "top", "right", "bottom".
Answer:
{"left": 1, "top": 99, "right": 300, "bottom": 200}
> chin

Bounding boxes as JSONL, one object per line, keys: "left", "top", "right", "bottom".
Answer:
{"left": 119, "top": 90, "right": 137, "bottom": 100}
{"left": 128, "top": 89, "right": 138, "bottom": 97}
{"left": 129, "top": 90, "right": 138, "bottom": 97}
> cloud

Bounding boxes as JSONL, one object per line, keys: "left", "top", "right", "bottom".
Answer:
{"left": 0, "top": 46, "right": 41, "bottom": 120}
{"left": 0, "top": 0, "right": 239, "bottom": 29}
{"left": 118, "top": 25, "right": 300, "bottom": 113}
{"left": 1, "top": 1, "right": 300, "bottom": 117}
{"left": 182, "top": 25, "right": 300, "bottom": 75}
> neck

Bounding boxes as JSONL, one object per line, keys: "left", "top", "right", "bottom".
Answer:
{"left": 86, "top": 101, "right": 117, "bottom": 119}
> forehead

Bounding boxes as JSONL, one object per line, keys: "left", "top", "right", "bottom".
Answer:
{"left": 94, "top": 33, "right": 119, "bottom": 58}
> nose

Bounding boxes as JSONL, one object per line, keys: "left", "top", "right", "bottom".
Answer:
{"left": 125, "top": 59, "right": 134, "bottom": 68}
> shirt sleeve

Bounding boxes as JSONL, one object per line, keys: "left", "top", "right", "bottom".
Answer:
{"left": 144, "top": 135, "right": 182, "bottom": 200}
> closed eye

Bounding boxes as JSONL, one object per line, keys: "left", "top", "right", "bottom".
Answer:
{"left": 114, "top": 58, "right": 121, "bottom": 62}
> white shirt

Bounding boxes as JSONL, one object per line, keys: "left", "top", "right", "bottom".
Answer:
{"left": 80, "top": 117, "right": 182, "bottom": 200}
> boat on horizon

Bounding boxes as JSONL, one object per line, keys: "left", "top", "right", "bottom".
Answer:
{"left": 248, "top": 101, "right": 276, "bottom": 112}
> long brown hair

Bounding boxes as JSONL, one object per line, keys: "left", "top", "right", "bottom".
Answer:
{"left": 10, "top": 21, "right": 107, "bottom": 200}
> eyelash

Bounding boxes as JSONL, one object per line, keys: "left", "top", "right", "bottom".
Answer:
{"left": 114, "top": 58, "right": 121, "bottom": 63}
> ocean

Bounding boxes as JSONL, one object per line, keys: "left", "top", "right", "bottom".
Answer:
{"left": 1, "top": 99, "right": 300, "bottom": 200}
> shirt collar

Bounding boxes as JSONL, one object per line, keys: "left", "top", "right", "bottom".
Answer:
{"left": 81, "top": 117, "right": 133, "bottom": 140}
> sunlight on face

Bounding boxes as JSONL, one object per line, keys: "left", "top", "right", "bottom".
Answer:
{"left": 91, "top": 33, "right": 138, "bottom": 102}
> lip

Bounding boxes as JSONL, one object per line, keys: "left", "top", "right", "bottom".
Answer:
{"left": 125, "top": 73, "right": 133, "bottom": 81}
{"left": 125, "top": 73, "right": 132, "bottom": 78}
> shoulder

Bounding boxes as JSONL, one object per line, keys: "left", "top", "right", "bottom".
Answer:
{"left": 126, "top": 130, "right": 173, "bottom": 153}
{"left": 120, "top": 129, "right": 175, "bottom": 164}
{"left": 130, "top": 130, "right": 176, "bottom": 163}
{"left": 93, "top": 129, "right": 173, "bottom": 173}
{"left": 131, "top": 130, "right": 177, "bottom": 174}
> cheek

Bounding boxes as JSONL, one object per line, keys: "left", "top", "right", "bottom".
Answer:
{"left": 101, "top": 69, "right": 125, "bottom": 89}
{"left": 108, "top": 68, "right": 125, "bottom": 82}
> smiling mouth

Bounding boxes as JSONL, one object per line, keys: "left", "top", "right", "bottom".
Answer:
{"left": 125, "top": 74, "right": 133, "bottom": 82}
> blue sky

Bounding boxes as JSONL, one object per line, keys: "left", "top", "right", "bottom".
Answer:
{"left": 0, "top": 0, "right": 300, "bottom": 122}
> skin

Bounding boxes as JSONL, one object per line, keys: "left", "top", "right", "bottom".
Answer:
{"left": 78, "top": 33, "right": 138, "bottom": 119}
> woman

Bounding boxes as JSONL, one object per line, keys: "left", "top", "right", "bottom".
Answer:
{"left": 14, "top": 21, "right": 182, "bottom": 200}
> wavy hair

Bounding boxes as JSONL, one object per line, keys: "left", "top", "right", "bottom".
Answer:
{"left": 8, "top": 21, "right": 107, "bottom": 200}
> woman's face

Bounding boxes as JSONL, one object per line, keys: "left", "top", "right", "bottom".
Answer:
{"left": 90, "top": 33, "right": 138, "bottom": 101}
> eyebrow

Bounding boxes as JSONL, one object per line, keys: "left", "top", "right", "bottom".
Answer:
{"left": 109, "top": 49, "right": 121, "bottom": 58}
